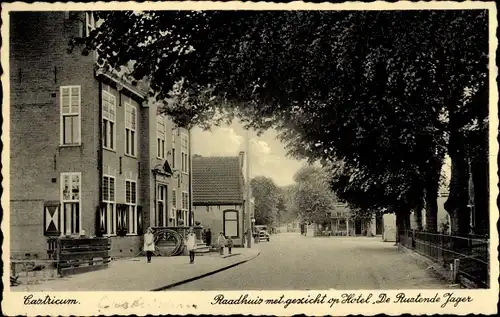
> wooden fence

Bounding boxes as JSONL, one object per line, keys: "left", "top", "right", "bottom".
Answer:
{"left": 48, "top": 237, "right": 111, "bottom": 276}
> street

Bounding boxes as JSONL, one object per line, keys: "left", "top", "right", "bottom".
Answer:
{"left": 170, "top": 233, "right": 449, "bottom": 290}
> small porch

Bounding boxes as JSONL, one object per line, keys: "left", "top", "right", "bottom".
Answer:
{"left": 317, "top": 217, "right": 355, "bottom": 236}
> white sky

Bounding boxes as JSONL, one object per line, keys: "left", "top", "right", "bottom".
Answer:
{"left": 191, "top": 121, "right": 305, "bottom": 187}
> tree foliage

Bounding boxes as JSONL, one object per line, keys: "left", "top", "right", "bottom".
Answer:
{"left": 77, "top": 10, "right": 489, "bottom": 235}
{"left": 290, "top": 166, "right": 336, "bottom": 224}
{"left": 250, "top": 176, "right": 280, "bottom": 226}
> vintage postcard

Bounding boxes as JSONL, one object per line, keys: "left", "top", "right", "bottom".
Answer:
{"left": 1, "top": 1, "right": 499, "bottom": 316}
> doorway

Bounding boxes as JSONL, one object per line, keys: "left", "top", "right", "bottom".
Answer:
{"left": 355, "top": 220, "right": 362, "bottom": 235}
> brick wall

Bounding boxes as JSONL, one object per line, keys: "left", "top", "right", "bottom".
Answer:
{"left": 9, "top": 11, "right": 100, "bottom": 255}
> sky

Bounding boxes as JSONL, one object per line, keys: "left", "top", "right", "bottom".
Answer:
{"left": 191, "top": 120, "right": 306, "bottom": 187}
{"left": 191, "top": 120, "right": 453, "bottom": 189}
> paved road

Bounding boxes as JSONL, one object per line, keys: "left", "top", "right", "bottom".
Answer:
{"left": 170, "top": 233, "right": 449, "bottom": 290}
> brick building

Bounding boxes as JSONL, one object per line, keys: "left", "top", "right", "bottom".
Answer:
{"left": 9, "top": 11, "right": 191, "bottom": 258}
{"left": 191, "top": 154, "right": 247, "bottom": 247}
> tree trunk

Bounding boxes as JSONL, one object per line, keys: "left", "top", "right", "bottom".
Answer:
{"left": 395, "top": 208, "right": 411, "bottom": 245}
{"left": 471, "top": 139, "right": 489, "bottom": 236}
{"left": 395, "top": 212, "right": 401, "bottom": 244}
{"left": 424, "top": 180, "right": 439, "bottom": 233}
{"left": 444, "top": 153, "right": 471, "bottom": 236}
{"left": 414, "top": 199, "right": 423, "bottom": 231}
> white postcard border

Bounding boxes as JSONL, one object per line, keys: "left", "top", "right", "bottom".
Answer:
{"left": 1, "top": 1, "right": 499, "bottom": 316}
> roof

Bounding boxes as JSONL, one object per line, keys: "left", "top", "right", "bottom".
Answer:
{"left": 330, "top": 204, "right": 351, "bottom": 218}
{"left": 192, "top": 156, "right": 244, "bottom": 206}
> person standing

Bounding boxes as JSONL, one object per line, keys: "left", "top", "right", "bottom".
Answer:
{"left": 205, "top": 228, "right": 212, "bottom": 247}
{"left": 185, "top": 227, "right": 197, "bottom": 264}
{"left": 227, "top": 236, "right": 233, "bottom": 255}
{"left": 143, "top": 227, "right": 155, "bottom": 263}
{"left": 217, "top": 232, "right": 226, "bottom": 256}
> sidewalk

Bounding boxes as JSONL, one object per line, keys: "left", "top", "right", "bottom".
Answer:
{"left": 398, "top": 245, "right": 463, "bottom": 289}
{"left": 12, "top": 248, "right": 260, "bottom": 292}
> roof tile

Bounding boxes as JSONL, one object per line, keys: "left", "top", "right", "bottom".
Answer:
{"left": 192, "top": 156, "right": 244, "bottom": 205}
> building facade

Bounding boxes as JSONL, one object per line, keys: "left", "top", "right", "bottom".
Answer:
{"left": 9, "top": 11, "right": 191, "bottom": 258}
{"left": 192, "top": 154, "right": 246, "bottom": 247}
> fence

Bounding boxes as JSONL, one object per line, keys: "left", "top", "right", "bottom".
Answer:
{"left": 11, "top": 252, "right": 59, "bottom": 286}
{"left": 399, "top": 230, "right": 489, "bottom": 288}
{"left": 48, "top": 237, "right": 111, "bottom": 276}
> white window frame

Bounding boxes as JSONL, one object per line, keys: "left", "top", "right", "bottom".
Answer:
{"left": 171, "top": 188, "right": 177, "bottom": 222}
{"left": 60, "top": 86, "right": 81, "bottom": 146}
{"left": 181, "top": 133, "right": 189, "bottom": 173}
{"left": 125, "top": 179, "right": 138, "bottom": 235}
{"left": 182, "top": 191, "right": 189, "bottom": 221}
{"left": 102, "top": 175, "right": 116, "bottom": 236}
{"left": 223, "top": 210, "right": 239, "bottom": 237}
{"left": 157, "top": 184, "right": 167, "bottom": 227}
{"left": 102, "top": 89, "right": 116, "bottom": 151}
{"left": 156, "top": 115, "right": 166, "bottom": 159}
{"left": 125, "top": 102, "right": 137, "bottom": 157}
{"left": 60, "top": 172, "right": 82, "bottom": 235}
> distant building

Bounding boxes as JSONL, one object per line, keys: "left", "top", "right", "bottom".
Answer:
{"left": 326, "top": 203, "right": 382, "bottom": 236}
{"left": 191, "top": 153, "right": 246, "bottom": 246}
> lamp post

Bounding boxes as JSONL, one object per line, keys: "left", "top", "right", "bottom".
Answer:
{"left": 246, "top": 130, "right": 252, "bottom": 248}
{"left": 251, "top": 217, "right": 256, "bottom": 244}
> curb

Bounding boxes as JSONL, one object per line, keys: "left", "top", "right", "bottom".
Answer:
{"left": 150, "top": 250, "right": 261, "bottom": 291}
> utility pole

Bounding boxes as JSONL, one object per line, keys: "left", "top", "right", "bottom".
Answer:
{"left": 246, "top": 130, "right": 252, "bottom": 248}
{"left": 188, "top": 127, "right": 193, "bottom": 227}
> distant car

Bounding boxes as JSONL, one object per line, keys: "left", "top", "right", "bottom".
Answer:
{"left": 258, "top": 230, "right": 270, "bottom": 242}
{"left": 254, "top": 225, "right": 271, "bottom": 242}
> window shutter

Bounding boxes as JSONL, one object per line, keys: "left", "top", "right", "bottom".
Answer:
{"left": 116, "top": 205, "right": 123, "bottom": 235}
{"left": 97, "top": 203, "right": 107, "bottom": 236}
{"left": 44, "top": 201, "right": 61, "bottom": 236}
{"left": 121, "top": 207, "right": 128, "bottom": 235}
{"left": 116, "top": 204, "right": 127, "bottom": 236}
{"left": 137, "top": 206, "right": 144, "bottom": 235}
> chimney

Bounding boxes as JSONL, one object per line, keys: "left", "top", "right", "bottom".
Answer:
{"left": 238, "top": 151, "right": 245, "bottom": 168}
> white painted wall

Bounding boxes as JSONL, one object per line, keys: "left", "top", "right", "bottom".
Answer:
{"left": 382, "top": 214, "right": 397, "bottom": 242}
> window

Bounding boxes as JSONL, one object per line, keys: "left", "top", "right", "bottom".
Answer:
{"left": 157, "top": 185, "right": 167, "bottom": 227}
{"left": 224, "top": 210, "right": 239, "bottom": 237}
{"left": 85, "top": 12, "right": 95, "bottom": 37}
{"left": 181, "top": 133, "right": 189, "bottom": 173}
{"left": 176, "top": 210, "right": 183, "bottom": 224}
{"left": 61, "top": 172, "right": 81, "bottom": 234}
{"left": 60, "top": 86, "right": 81, "bottom": 145}
{"left": 181, "top": 191, "right": 189, "bottom": 225}
{"left": 171, "top": 148, "right": 176, "bottom": 169}
{"left": 125, "top": 180, "right": 137, "bottom": 234}
{"left": 182, "top": 191, "right": 189, "bottom": 210}
{"left": 102, "top": 175, "right": 116, "bottom": 235}
{"left": 156, "top": 115, "right": 165, "bottom": 159}
{"left": 102, "top": 89, "right": 116, "bottom": 150}
{"left": 172, "top": 189, "right": 177, "bottom": 221}
{"left": 125, "top": 103, "right": 137, "bottom": 156}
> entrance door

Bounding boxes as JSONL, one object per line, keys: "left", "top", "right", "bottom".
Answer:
{"left": 355, "top": 220, "right": 362, "bottom": 235}
{"left": 157, "top": 184, "right": 167, "bottom": 227}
